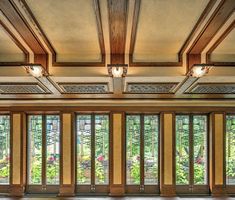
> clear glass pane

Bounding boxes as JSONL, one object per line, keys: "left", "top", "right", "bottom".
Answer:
{"left": 46, "top": 115, "right": 60, "bottom": 185}
{"left": 193, "top": 115, "right": 207, "bottom": 185}
{"left": 77, "top": 115, "right": 91, "bottom": 184}
{"left": 28, "top": 115, "right": 43, "bottom": 184}
{"left": 126, "top": 115, "right": 140, "bottom": 185}
{"left": 0, "top": 115, "right": 10, "bottom": 184}
{"left": 144, "top": 115, "right": 158, "bottom": 185}
{"left": 226, "top": 115, "right": 235, "bottom": 185}
{"left": 176, "top": 115, "right": 190, "bottom": 185}
{"left": 95, "top": 115, "right": 109, "bottom": 184}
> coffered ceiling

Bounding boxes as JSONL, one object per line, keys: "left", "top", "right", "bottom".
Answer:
{"left": 0, "top": 0, "right": 234, "bottom": 102}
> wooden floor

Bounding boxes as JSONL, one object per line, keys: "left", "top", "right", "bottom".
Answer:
{"left": 0, "top": 197, "right": 233, "bottom": 200}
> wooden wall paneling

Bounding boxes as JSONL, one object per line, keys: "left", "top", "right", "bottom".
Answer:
{"left": 59, "top": 112, "right": 75, "bottom": 196}
{"left": 160, "top": 112, "right": 176, "bottom": 196}
{"left": 9, "top": 112, "right": 26, "bottom": 196}
{"left": 109, "top": 112, "right": 125, "bottom": 196}
{"left": 209, "top": 112, "right": 226, "bottom": 196}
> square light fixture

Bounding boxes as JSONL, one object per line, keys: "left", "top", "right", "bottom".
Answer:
{"left": 22, "top": 64, "right": 49, "bottom": 78}
{"left": 187, "top": 64, "right": 213, "bottom": 78}
{"left": 107, "top": 64, "right": 128, "bottom": 78}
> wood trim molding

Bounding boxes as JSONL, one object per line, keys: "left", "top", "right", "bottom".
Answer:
{"left": 108, "top": 0, "right": 128, "bottom": 64}
{"left": 20, "top": 0, "right": 105, "bottom": 67}
{"left": 0, "top": 0, "right": 48, "bottom": 69}
{"left": 129, "top": 0, "right": 216, "bottom": 67}
{"left": 0, "top": 20, "right": 29, "bottom": 64}
{"left": 206, "top": 20, "right": 235, "bottom": 66}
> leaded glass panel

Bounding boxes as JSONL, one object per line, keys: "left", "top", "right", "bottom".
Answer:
{"left": 0, "top": 115, "right": 10, "bottom": 184}
{"left": 226, "top": 115, "right": 235, "bottom": 185}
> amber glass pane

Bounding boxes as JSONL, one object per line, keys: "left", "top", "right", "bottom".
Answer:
{"left": 226, "top": 115, "right": 235, "bottom": 185}
{"left": 77, "top": 115, "right": 91, "bottom": 184}
{"left": 0, "top": 115, "right": 10, "bottom": 184}
{"left": 46, "top": 115, "right": 60, "bottom": 185}
{"left": 28, "top": 115, "right": 43, "bottom": 184}
{"left": 193, "top": 115, "right": 207, "bottom": 185}
{"left": 95, "top": 115, "right": 109, "bottom": 184}
{"left": 144, "top": 115, "right": 158, "bottom": 185}
{"left": 176, "top": 115, "right": 190, "bottom": 185}
{"left": 126, "top": 115, "right": 140, "bottom": 185}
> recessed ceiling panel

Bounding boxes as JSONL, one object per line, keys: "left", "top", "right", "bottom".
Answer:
{"left": 58, "top": 83, "right": 109, "bottom": 94}
{"left": 211, "top": 29, "right": 235, "bottom": 62}
{"left": 0, "top": 83, "right": 50, "bottom": 94}
{"left": 25, "top": 0, "right": 102, "bottom": 62}
{"left": 0, "top": 25, "right": 25, "bottom": 62}
{"left": 133, "top": 0, "right": 209, "bottom": 62}
{"left": 186, "top": 83, "right": 235, "bottom": 94}
{"left": 126, "top": 83, "right": 178, "bottom": 93}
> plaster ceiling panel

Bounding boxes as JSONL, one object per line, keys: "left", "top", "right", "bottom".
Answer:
{"left": 211, "top": 29, "right": 235, "bottom": 62}
{"left": 133, "top": 0, "right": 209, "bottom": 62}
{"left": 0, "top": 25, "right": 25, "bottom": 62}
{"left": 25, "top": 0, "right": 101, "bottom": 62}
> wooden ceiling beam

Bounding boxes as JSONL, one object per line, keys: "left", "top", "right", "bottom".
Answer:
{"left": 0, "top": 0, "right": 48, "bottom": 69}
{"left": 186, "top": 0, "right": 235, "bottom": 70}
{"left": 108, "top": 0, "right": 128, "bottom": 64}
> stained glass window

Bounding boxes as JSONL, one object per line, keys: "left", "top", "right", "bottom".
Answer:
{"left": 28, "top": 115, "right": 43, "bottom": 184}
{"left": 0, "top": 115, "right": 10, "bottom": 184}
{"left": 28, "top": 115, "right": 60, "bottom": 185}
{"left": 126, "top": 115, "right": 141, "bottom": 185}
{"left": 226, "top": 115, "right": 235, "bottom": 185}
{"left": 95, "top": 115, "right": 109, "bottom": 184}
{"left": 77, "top": 115, "right": 91, "bottom": 184}
{"left": 176, "top": 115, "right": 190, "bottom": 185}
{"left": 144, "top": 115, "right": 158, "bottom": 185}
{"left": 193, "top": 115, "right": 207, "bottom": 185}
{"left": 46, "top": 115, "right": 60, "bottom": 185}
{"left": 77, "top": 114, "right": 109, "bottom": 185}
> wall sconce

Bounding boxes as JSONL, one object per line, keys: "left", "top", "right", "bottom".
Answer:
{"left": 187, "top": 64, "right": 213, "bottom": 78}
{"left": 107, "top": 64, "right": 128, "bottom": 78}
{"left": 22, "top": 64, "right": 49, "bottom": 78}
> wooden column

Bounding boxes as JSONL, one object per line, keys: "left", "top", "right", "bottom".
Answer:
{"left": 59, "top": 112, "right": 75, "bottom": 196}
{"left": 109, "top": 112, "right": 125, "bottom": 196}
{"left": 10, "top": 112, "right": 26, "bottom": 196}
{"left": 160, "top": 112, "right": 176, "bottom": 196}
{"left": 210, "top": 112, "right": 226, "bottom": 196}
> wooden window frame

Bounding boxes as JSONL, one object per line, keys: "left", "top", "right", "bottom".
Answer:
{"left": 125, "top": 113, "right": 160, "bottom": 195}
{"left": 175, "top": 114, "right": 210, "bottom": 195}
{"left": 75, "top": 113, "right": 110, "bottom": 195}
{"left": 26, "top": 114, "right": 60, "bottom": 194}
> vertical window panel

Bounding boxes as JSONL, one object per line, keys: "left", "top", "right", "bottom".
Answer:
{"left": 77, "top": 115, "right": 91, "bottom": 185}
{"left": 95, "top": 115, "right": 109, "bottom": 185}
{"left": 176, "top": 115, "right": 190, "bottom": 185}
{"left": 28, "top": 115, "right": 43, "bottom": 185}
{"left": 0, "top": 115, "right": 10, "bottom": 184}
{"left": 126, "top": 115, "right": 140, "bottom": 185}
{"left": 193, "top": 115, "right": 207, "bottom": 185}
{"left": 226, "top": 115, "right": 235, "bottom": 185}
{"left": 46, "top": 115, "right": 60, "bottom": 185}
{"left": 144, "top": 115, "right": 158, "bottom": 185}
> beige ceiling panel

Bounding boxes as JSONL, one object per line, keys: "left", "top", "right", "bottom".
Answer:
{"left": 25, "top": 0, "right": 101, "bottom": 62}
{"left": 133, "top": 0, "right": 209, "bottom": 62}
{"left": 0, "top": 25, "right": 25, "bottom": 62}
{"left": 211, "top": 29, "right": 235, "bottom": 62}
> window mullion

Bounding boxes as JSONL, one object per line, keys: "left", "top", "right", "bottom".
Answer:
{"left": 189, "top": 114, "right": 194, "bottom": 188}
{"left": 42, "top": 115, "right": 47, "bottom": 186}
{"left": 91, "top": 114, "right": 95, "bottom": 188}
{"left": 140, "top": 114, "right": 145, "bottom": 189}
